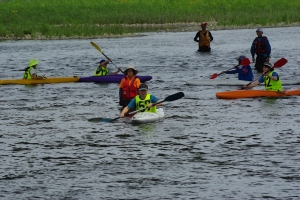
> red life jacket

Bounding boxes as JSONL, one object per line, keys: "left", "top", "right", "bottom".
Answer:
{"left": 121, "top": 77, "right": 138, "bottom": 100}
{"left": 254, "top": 36, "right": 267, "bottom": 54}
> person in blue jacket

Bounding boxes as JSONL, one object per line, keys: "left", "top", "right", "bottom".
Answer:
{"left": 250, "top": 28, "right": 271, "bottom": 73}
{"left": 220, "top": 55, "right": 254, "bottom": 81}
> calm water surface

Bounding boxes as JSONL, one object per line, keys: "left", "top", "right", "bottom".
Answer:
{"left": 1, "top": 27, "right": 300, "bottom": 199}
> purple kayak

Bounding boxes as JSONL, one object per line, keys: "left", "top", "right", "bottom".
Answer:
{"left": 79, "top": 74, "right": 152, "bottom": 83}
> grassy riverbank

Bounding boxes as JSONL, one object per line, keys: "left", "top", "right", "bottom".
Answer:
{"left": 1, "top": 0, "right": 300, "bottom": 39}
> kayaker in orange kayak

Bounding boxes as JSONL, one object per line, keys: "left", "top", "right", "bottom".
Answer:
{"left": 242, "top": 62, "right": 282, "bottom": 91}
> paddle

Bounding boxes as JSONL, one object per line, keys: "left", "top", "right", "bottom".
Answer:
{"left": 241, "top": 58, "right": 287, "bottom": 89}
{"left": 210, "top": 58, "right": 251, "bottom": 79}
{"left": 93, "top": 92, "right": 185, "bottom": 123}
{"left": 90, "top": 41, "right": 124, "bottom": 74}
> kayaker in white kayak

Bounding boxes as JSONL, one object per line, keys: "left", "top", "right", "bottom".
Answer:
{"left": 119, "top": 66, "right": 141, "bottom": 108}
{"left": 94, "top": 59, "right": 121, "bottom": 76}
{"left": 242, "top": 62, "right": 282, "bottom": 91}
{"left": 220, "top": 55, "right": 254, "bottom": 81}
{"left": 119, "top": 83, "right": 161, "bottom": 118}
{"left": 23, "top": 59, "right": 45, "bottom": 79}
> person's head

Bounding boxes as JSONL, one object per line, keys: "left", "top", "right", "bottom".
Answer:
{"left": 138, "top": 83, "right": 148, "bottom": 98}
{"left": 28, "top": 59, "right": 39, "bottom": 68}
{"left": 236, "top": 55, "right": 246, "bottom": 65}
{"left": 200, "top": 22, "right": 207, "bottom": 30}
{"left": 124, "top": 66, "right": 138, "bottom": 77}
{"left": 99, "top": 59, "right": 108, "bottom": 68}
{"left": 256, "top": 28, "right": 263, "bottom": 36}
{"left": 263, "top": 62, "right": 273, "bottom": 72}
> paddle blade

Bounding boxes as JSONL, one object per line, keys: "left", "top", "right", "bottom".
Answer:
{"left": 163, "top": 92, "right": 184, "bottom": 102}
{"left": 241, "top": 58, "right": 251, "bottom": 66}
{"left": 210, "top": 73, "right": 219, "bottom": 79}
{"left": 90, "top": 41, "right": 103, "bottom": 53}
{"left": 273, "top": 58, "right": 287, "bottom": 68}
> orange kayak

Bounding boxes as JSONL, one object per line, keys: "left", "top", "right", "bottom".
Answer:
{"left": 216, "top": 89, "right": 300, "bottom": 99}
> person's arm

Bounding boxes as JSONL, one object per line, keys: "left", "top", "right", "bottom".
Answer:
{"left": 250, "top": 39, "right": 256, "bottom": 62}
{"left": 194, "top": 32, "right": 200, "bottom": 42}
{"left": 147, "top": 95, "right": 162, "bottom": 108}
{"left": 120, "top": 106, "right": 130, "bottom": 118}
{"left": 243, "top": 80, "right": 260, "bottom": 89}
{"left": 264, "top": 71, "right": 278, "bottom": 81}
{"left": 120, "top": 98, "right": 136, "bottom": 117}
{"left": 209, "top": 31, "right": 213, "bottom": 42}
{"left": 109, "top": 68, "right": 121, "bottom": 75}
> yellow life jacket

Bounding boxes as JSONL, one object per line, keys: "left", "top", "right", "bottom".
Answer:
{"left": 94, "top": 66, "right": 108, "bottom": 76}
{"left": 264, "top": 71, "right": 282, "bottom": 91}
{"left": 199, "top": 31, "right": 210, "bottom": 47}
{"left": 135, "top": 94, "right": 156, "bottom": 113}
{"left": 23, "top": 66, "right": 37, "bottom": 79}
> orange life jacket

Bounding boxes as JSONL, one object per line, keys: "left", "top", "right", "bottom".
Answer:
{"left": 121, "top": 77, "right": 138, "bottom": 100}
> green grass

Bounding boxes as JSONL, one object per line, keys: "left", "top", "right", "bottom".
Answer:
{"left": 1, "top": 0, "right": 299, "bottom": 39}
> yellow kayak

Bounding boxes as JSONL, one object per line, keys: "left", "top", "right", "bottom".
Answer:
{"left": 0, "top": 76, "right": 79, "bottom": 85}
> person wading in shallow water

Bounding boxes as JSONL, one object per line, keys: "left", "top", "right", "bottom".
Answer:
{"left": 250, "top": 28, "right": 271, "bottom": 73}
{"left": 119, "top": 66, "right": 141, "bottom": 108}
{"left": 194, "top": 22, "right": 213, "bottom": 52}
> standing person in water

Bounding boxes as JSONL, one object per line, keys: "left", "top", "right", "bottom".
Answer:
{"left": 250, "top": 28, "right": 271, "bottom": 73}
{"left": 194, "top": 22, "right": 213, "bottom": 52}
{"left": 119, "top": 66, "right": 141, "bottom": 108}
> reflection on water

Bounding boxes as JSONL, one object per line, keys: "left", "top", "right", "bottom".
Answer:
{"left": 0, "top": 26, "right": 300, "bottom": 199}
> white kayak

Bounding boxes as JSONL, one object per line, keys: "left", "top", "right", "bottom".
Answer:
{"left": 130, "top": 108, "right": 164, "bottom": 124}
{"left": 186, "top": 79, "right": 300, "bottom": 86}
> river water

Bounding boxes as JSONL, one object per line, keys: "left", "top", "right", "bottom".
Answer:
{"left": 1, "top": 27, "right": 300, "bottom": 199}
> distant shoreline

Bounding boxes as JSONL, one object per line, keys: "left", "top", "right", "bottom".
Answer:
{"left": 1, "top": 22, "right": 299, "bottom": 41}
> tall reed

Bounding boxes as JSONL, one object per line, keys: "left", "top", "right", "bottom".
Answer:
{"left": 0, "top": 0, "right": 299, "bottom": 39}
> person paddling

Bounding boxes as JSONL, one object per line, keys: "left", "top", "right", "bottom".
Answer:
{"left": 120, "top": 83, "right": 161, "bottom": 118}
{"left": 220, "top": 55, "right": 254, "bottom": 81}
{"left": 23, "top": 59, "right": 45, "bottom": 79}
{"left": 242, "top": 62, "right": 282, "bottom": 91}
{"left": 94, "top": 59, "right": 121, "bottom": 76}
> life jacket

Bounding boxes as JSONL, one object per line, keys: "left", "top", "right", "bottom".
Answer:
{"left": 264, "top": 71, "right": 282, "bottom": 91}
{"left": 199, "top": 31, "right": 210, "bottom": 47}
{"left": 254, "top": 36, "right": 267, "bottom": 54}
{"left": 94, "top": 66, "right": 108, "bottom": 76}
{"left": 23, "top": 66, "right": 36, "bottom": 79}
{"left": 121, "top": 76, "right": 138, "bottom": 100}
{"left": 135, "top": 94, "right": 156, "bottom": 113}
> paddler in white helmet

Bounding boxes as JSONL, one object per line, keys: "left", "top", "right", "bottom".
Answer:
{"left": 242, "top": 62, "right": 282, "bottom": 91}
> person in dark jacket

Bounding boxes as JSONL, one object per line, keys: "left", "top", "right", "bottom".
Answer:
{"left": 250, "top": 28, "right": 271, "bottom": 73}
{"left": 194, "top": 22, "right": 213, "bottom": 52}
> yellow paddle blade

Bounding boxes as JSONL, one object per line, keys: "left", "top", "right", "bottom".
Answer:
{"left": 90, "top": 41, "right": 103, "bottom": 53}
